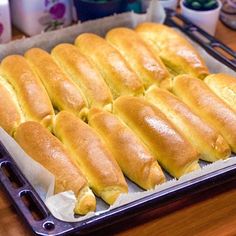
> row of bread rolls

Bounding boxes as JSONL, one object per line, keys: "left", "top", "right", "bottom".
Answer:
{"left": 14, "top": 109, "right": 167, "bottom": 214}
{"left": 0, "top": 22, "right": 209, "bottom": 133}
{"left": 0, "top": 22, "right": 235, "bottom": 216}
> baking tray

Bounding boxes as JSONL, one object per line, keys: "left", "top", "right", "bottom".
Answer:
{"left": 0, "top": 10, "right": 236, "bottom": 236}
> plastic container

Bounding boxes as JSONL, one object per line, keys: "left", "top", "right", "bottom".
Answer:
{"left": 180, "top": 0, "right": 222, "bottom": 35}
{"left": 0, "top": 0, "right": 11, "bottom": 43}
{"left": 74, "top": 0, "right": 127, "bottom": 21}
{"left": 10, "top": 0, "right": 73, "bottom": 36}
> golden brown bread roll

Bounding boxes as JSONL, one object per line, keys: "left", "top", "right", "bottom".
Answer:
{"left": 75, "top": 33, "right": 144, "bottom": 98}
{"left": 145, "top": 86, "right": 231, "bottom": 162}
{"left": 88, "top": 107, "right": 165, "bottom": 189}
{"left": 0, "top": 55, "right": 54, "bottom": 126}
{"left": 204, "top": 73, "right": 236, "bottom": 112}
{"left": 172, "top": 74, "right": 236, "bottom": 153}
{"left": 25, "top": 48, "right": 88, "bottom": 119}
{"left": 113, "top": 96, "right": 200, "bottom": 178}
{"left": 106, "top": 27, "right": 170, "bottom": 88}
{"left": 135, "top": 23, "right": 209, "bottom": 79}
{"left": 51, "top": 44, "right": 113, "bottom": 110}
{"left": 14, "top": 121, "right": 96, "bottom": 215}
{"left": 0, "top": 77, "right": 24, "bottom": 136}
{"left": 53, "top": 111, "right": 128, "bottom": 205}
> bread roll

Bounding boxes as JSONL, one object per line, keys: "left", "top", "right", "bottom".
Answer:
{"left": 135, "top": 23, "right": 209, "bottom": 79}
{"left": 53, "top": 111, "right": 128, "bottom": 205}
{"left": 51, "top": 44, "right": 113, "bottom": 110}
{"left": 204, "top": 73, "right": 236, "bottom": 112}
{"left": 113, "top": 96, "right": 200, "bottom": 178}
{"left": 145, "top": 86, "right": 231, "bottom": 162}
{"left": 25, "top": 48, "right": 88, "bottom": 119}
{"left": 75, "top": 33, "right": 144, "bottom": 98}
{"left": 0, "top": 55, "right": 54, "bottom": 126}
{"left": 14, "top": 121, "right": 96, "bottom": 215}
{"left": 0, "top": 76, "right": 24, "bottom": 136}
{"left": 88, "top": 108, "right": 165, "bottom": 189}
{"left": 173, "top": 74, "right": 236, "bottom": 152}
{"left": 106, "top": 27, "right": 170, "bottom": 88}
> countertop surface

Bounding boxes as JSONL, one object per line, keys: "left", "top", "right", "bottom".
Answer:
{"left": 0, "top": 19, "right": 236, "bottom": 236}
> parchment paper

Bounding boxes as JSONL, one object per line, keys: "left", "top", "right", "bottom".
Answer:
{"left": 0, "top": 0, "right": 235, "bottom": 222}
{"left": 0, "top": 128, "right": 55, "bottom": 200}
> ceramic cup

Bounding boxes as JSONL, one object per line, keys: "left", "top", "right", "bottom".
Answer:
{"left": 180, "top": 0, "right": 222, "bottom": 35}
{"left": 10, "top": 0, "right": 73, "bottom": 36}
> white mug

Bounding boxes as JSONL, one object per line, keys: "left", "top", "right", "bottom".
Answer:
{"left": 180, "top": 0, "right": 222, "bottom": 35}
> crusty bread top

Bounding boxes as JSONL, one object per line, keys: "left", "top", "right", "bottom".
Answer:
{"left": 52, "top": 43, "right": 113, "bottom": 109}
{"left": 204, "top": 73, "right": 236, "bottom": 112}
{"left": 75, "top": 33, "right": 144, "bottom": 98}
{"left": 88, "top": 107, "right": 166, "bottom": 189}
{"left": 14, "top": 121, "right": 88, "bottom": 196}
{"left": 106, "top": 27, "right": 170, "bottom": 88}
{"left": 53, "top": 111, "right": 127, "bottom": 189}
{"left": 135, "top": 23, "right": 209, "bottom": 79}
{"left": 113, "top": 96, "right": 199, "bottom": 177}
{"left": 0, "top": 77, "right": 24, "bottom": 135}
{"left": 25, "top": 48, "right": 87, "bottom": 117}
{"left": 0, "top": 55, "right": 54, "bottom": 122}
{"left": 145, "top": 86, "right": 231, "bottom": 162}
{"left": 173, "top": 74, "right": 236, "bottom": 152}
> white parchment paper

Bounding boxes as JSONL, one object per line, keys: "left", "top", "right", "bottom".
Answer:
{"left": 0, "top": 1, "right": 235, "bottom": 222}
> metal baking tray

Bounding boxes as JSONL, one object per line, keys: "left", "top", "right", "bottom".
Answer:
{"left": 0, "top": 10, "right": 236, "bottom": 236}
